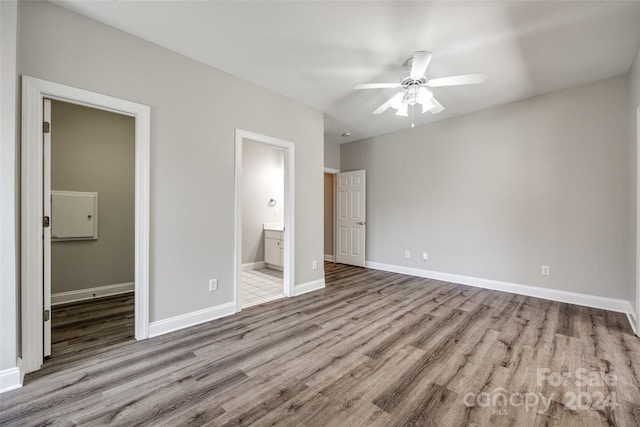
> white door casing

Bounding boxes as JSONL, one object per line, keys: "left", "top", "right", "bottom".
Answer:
{"left": 43, "top": 99, "right": 52, "bottom": 357}
{"left": 335, "top": 170, "right": 366, "bottom": 267}
{"left": 234, "top": 129, "right": 295, "bottom": 313}
{"left": 636, "top": 106, "right": 640, "bottom": 336}
{"left": 21, "top": 76, "right": 151, "bottom": 374}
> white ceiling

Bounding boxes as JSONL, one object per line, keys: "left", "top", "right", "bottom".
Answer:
{"left": 52, "top": 1, "right": 640, "bottom": 144}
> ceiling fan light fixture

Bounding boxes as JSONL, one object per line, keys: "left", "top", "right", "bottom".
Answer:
{"left": 395, "top": 104, "right": 408, "bottom": 117}
{"left": 417, "top": 87, "right": 433, "bottom": 104}
{"left": 421, "top": 101, "right": 435, "bottom": 113}
{"left": 405, "top": 85, "right": 421, "bottom": 106}
{"left": 389, "top": 92, "right": 404, "bottom": 110}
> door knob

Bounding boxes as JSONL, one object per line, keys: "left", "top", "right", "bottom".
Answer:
{"left": 357, "top": 221, "right": 366, "bottom": 225}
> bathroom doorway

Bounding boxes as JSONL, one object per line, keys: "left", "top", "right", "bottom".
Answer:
{"left": 234, "top": 129, "right": 295, "bottom": 312}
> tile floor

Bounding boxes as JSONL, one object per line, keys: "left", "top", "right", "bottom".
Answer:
{"left": 241, "top": 267, "right": 284, "bottom": 308}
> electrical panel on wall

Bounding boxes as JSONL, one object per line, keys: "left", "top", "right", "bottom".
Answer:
{"left": 51, "top": 191, "right": 98, "bottom": 241}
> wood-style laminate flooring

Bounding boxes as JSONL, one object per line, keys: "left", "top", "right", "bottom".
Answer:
{"left": 28, "top": 293, "right": 136, "bottom": 381}
{"left": 2, "top": 262, "right": 640, "bottom": 426}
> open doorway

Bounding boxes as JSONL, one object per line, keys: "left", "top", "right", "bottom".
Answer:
{"left": 21, "top": 76, "right": 150, "bottom": 375}
{"left": 324, "top": 169, "right": 339, "bottom": 263}
{"left": 240, "top": 140, "right": 285, "bottom": 307}
{"left": 44, "top": 99, "right": 135, "bottom": 367}
{"left": 234, "top": 129, "right": 295, "bottom": 312}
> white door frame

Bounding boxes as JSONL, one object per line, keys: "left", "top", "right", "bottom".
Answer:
{"left": 234, "top": 129, "right": 295, "bottom": 313}
{"left": 21, "top": 76, "right": 151, "bottom": 374}
{"left": 42, "top": 99, "right": 52, "bottom": 357}
{"left": 636, "top": 106, "right": 640, "bottom": 336}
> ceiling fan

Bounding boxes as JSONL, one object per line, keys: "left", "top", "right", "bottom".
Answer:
{"left": 353, "top": 51, "right": 486, "bottom": 126}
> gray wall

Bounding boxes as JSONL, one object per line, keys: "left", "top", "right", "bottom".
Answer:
{"left": 51, "top": 100, "right": 135, "bottom": 293}
{"left": 629, "top": 45, "right": 640, "bottom": 313}
{"left": 19, "top": 1, "right": 324, "bottom": 322}
{"left": 242, "top": 140, "right": 284, "bottom": 264}
{"left": 324, "top": 173, "right": 334, "bottom": 256}
{"left": 342, "top": 75, "right": 631, "bottom": 300}
{"left": 324, "top": 141, "right": 340, "bottom": 170}
{"left": 0, "top": 0, "right": 19, "bottom": 373}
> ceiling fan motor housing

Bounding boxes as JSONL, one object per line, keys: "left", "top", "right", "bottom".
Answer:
{"left": 401, "top": 76, "right": 427, "bottom": 87}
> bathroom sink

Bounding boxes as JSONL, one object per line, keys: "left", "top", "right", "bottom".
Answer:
{"left": 263, "top": 223, "right": 284, "bottom": 231}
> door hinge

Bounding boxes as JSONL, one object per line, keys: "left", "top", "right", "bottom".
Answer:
{"left": 43, "top": 216, "right": 50, "bottom": 228}
{"left": 43, "top": 309, "right": 50, "bottom": 322}
{"left": 43, "top": 122, "right": 50, "bottom": 133}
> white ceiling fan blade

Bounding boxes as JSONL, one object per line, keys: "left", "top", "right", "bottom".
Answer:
{"left": 410, "top": 51, "right": 433, "bottom": 80}
{"left": 388, "top": 91, "right": 405, "bottom": 109}
{"left": 427, "top": 73, "right": 486, "bottom": 88}
{"left": 373, "top": 101, "right": 391, "bottom": 115}
{"left": 430, "top": 97, "right": 444, "bottom": 114}
{"left": 353, "top": 83, "right": 402, "bottom": 90}
{"left": 373, "top": 92, "right": 404, "bottom": 115}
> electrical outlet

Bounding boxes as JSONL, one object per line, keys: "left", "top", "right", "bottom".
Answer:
{"left": 541, "top": 265, "right": 550, "bottom": 276}
{"left": 405, "top": 250, "right": 410, "bottom": 258}
{"left": 312, "top": 260, "right": 318, "bottom": 269}
{"left": 422, "top": 252, "right": 428, "bottom": 261}
{"left": 209, "top": 278, "right": 218, "bottom": 291}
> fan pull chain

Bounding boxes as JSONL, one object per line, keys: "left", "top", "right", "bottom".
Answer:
{"left": 411, "top": 103, "right": 415, "bottom": 128}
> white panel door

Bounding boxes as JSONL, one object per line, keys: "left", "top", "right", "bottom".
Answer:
{"left": 335, "top": 170, "right": 366, "bottom": 267}
{"left": 43, "top": 99, "right": 52, "bottom": 357}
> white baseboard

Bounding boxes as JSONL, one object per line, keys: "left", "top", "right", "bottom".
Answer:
{"left": 324, "top": 254, "right": 334, "bottom": 262}
{"left": 0, "top": 367, "right": 22, "bottom": 394}
{"left": 51, "top": 282, "right": 134, "bottom": 306}
{"left": 627, "top": 307, "right": 638, "bottom": 336}
{"left": 242, "top": 261, "right": 266, "bottom": 271}
{"left": 148, "top": 302, "right": 236, "bottom": 338}
{"left": 366, "top": 261, "right": 636, "bottom": 324}
{"left": 294, "top": 278, "right": 326, "bottom": 296}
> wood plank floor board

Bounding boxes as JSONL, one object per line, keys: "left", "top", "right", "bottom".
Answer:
{"left": 389, "top": 381, "right": 459, "bottom": 427}
{"left": 244, "top": 336, "right": 367, "bottom": 390}
{"left": 432, "top": 328, "right": 501, "bottom": 395}
{"left": 213, "top": 377, "right": 310, "bottom": 427}
{"left": 51, "top": 315, "right": 134, "bottom": 344}
{"left": 2, "top": 262, "right": 639, "bottom": 426}
{"left": 82, "top": 369, "right": 249, "bottom": 426}
{"left": 372, "top": 304, "right": 496, "bottom": 414}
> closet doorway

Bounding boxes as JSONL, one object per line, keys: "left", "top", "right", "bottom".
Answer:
{"left": 21, "top": 76, "right": 150, "bottom": 375}
{"left": 44, "top": 99, "right": 136, "bottom": 366}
